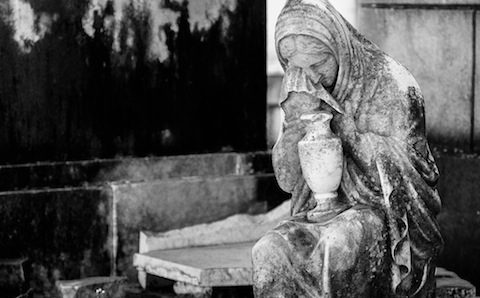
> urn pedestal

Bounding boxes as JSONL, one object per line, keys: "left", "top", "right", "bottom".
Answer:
{"left": 298, "top": 112, "right": 344, "bottom": 221}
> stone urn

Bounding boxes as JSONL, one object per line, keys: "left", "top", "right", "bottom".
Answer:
{"left": 298, "top": 112, "right": 343, "bottom": 221}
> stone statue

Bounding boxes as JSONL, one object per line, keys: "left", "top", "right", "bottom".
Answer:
{"left": 252, "top": 0, "right": 443, "bottom": 297}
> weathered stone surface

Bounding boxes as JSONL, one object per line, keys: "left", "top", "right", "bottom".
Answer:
{"left": 114, "top": 174, "right": 287, "bottom": 280}
{"left": 256, "top": 0, "right": 443, "bottom": 296}
{"left": 56, "top": 276, "right": 127, "bottom": 298}
{"left": 173, "top": 282, "right": 212, "bottom": 297}
{"left": 0, "top": 152, "right": 272, "bottom": 191}
{"left": 359, "top": 8, "right": 474, "bottom": 150}
{"left": 435, "top": 267, "right": 476, "bottom": 298}
{"left": 0, "top": 188, "right": 112, "bottom": 296}
{"left": 136, "top": 200, "right": 289, "bottom": 291}
{"left": 134, "top": 242, "right": 255, "bottom": 287}
{"left": 0, "top": 152, "right": 285, "bottom": 296}
{"left": 139, "top": 200, "right": 289, "bottom": 253}
{"left": 0, "top": 0, "right": 267, "bottom": 164}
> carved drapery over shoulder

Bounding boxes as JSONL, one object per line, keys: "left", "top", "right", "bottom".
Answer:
{"left": 254, "top": 0, "right": 443, "bottom": 296}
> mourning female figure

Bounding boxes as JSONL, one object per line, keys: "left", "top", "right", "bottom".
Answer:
{"left": 252, "top": 0, "right": 443, "bottom": 297}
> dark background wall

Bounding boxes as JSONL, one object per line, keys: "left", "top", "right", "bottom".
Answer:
{"left": 0, "top": 0, "right": 267, "bottom": 296}
{"left": 0, "top": 0, "right": 266, "bottom": 164}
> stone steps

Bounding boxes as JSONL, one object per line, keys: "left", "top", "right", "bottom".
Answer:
{"left": 0, "top": 152, "right": 288, "bottom": 296}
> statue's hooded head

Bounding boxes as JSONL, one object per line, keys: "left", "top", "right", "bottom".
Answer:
{"left": 276, "top": 0, "right": 370, "bottom": 114}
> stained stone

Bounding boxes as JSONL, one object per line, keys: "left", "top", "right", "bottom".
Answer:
{"left": 253, "top": 0, "right": 444, "bottom": 296}
{"left": 56, "top": 276, "right": 127, "bottom": 298}
{"left": 134, "top": 200, "right": 289, "bottom": 291}
{"left": 114, "top": 173, "right": 286, "bottom": 280}
{"left": 134, "top": 242, "right": 255, "bottom": 287}
{"left": 138, "top": 200, "right": 290, "bottom": 253}
{"left": 359, "top": 6, "right": 474, "bottom": 150}
{"left": 173, "top": 282, "right": 213, "bottom": 297}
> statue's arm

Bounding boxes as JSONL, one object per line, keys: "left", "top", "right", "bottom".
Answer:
{"left": 337, "top": 93, "right": 435, "bottom": 184}
{"left": 272, "top": 119, "right": 306, "bottom": 193}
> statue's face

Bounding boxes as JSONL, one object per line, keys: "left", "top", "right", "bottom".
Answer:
{"left": 279, "top": 35, "right": 338, "bottom": 89}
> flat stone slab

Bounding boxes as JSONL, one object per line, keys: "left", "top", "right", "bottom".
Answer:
{"left": 56, "top": 276, "right": 127, "bottom": 298}
{"left": 135, "top": 243, "right": 476, "bottom": 297}
{"left": 134, "top": 242, "right": 255, "bottom": 287}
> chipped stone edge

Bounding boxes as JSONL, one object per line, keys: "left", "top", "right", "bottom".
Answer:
{"left": 133, "top": 253, "right": 203, "bottom": 286}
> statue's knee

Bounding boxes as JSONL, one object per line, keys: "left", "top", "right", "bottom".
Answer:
{"left": 252, "top": 233, "right": 289, "bottom": 266}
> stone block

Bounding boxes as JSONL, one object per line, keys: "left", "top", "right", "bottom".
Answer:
{"left": 114, "top": 174, "right": 288, "bottom": 279}
{"left": 0, "top": 188, "right": 112, "bottom": 296}
{"left": 359, "top": 8, "right": 474, "bottom": 149}
{"left": 134, "top": 242, "right": 255, "bottom": 287}
{"left": 56, "top": 276, "right": 127, "bottom": 298}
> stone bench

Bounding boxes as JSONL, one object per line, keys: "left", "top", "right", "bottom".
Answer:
{"left": 133, "top": 200, "right": 476, "bottom": 297}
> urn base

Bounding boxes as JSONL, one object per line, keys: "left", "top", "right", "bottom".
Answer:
{"left": 306, "top": 192, "right": 349, "bottom": 222}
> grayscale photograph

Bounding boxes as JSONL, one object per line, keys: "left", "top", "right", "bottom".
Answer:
{"left": 0, "top": 0, "right": 477, "bottom": 297}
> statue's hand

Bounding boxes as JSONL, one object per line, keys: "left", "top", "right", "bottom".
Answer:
{"left": 282, "top": 118, "right": 307, "bottom": 143}
{"left": 332, "top": 112, "right": 356, "bottom": 143}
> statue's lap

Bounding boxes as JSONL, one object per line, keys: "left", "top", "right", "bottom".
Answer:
{"left": 252, "top": 205, "right": 391, "bottom": 297}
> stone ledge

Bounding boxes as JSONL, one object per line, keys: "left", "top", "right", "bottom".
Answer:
{"left": 134, "top": 242, "right": 255, "bottom": 287}
{"left": 56, "top": 276, "right": 127, "bottom": 298}
{"left": 0, "top": 152, "right": 272, "bottom": 191}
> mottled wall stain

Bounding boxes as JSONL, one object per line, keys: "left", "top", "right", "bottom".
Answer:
{"left": 3, "top": 0, "right": 238, "bottom": 60}
{"left": 0, "top": 0, "right": 266, "bottom": 164}
{"left": 80, "top": 0, "right": 237, "bottom": 63}
{"left": 1, "top": 0, "right": 58, "bottom": 53}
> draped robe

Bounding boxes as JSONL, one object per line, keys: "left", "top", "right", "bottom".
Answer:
{"left": 252, "top": 1, "right": 443, "bottom": 297}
